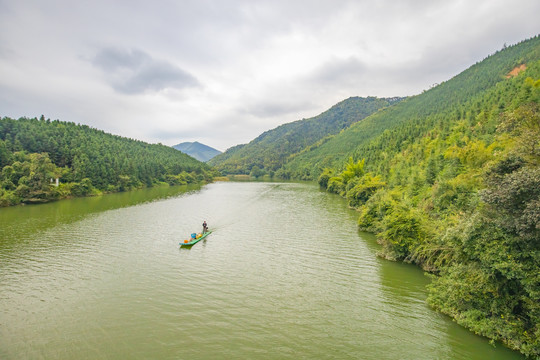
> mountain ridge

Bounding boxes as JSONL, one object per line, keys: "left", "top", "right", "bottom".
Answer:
{"left": 209, "top": 96, "right": 404, "bottom": 175}
{"left": 214, "top": 35, "right": 540, "bottom": 357}
{"left": 309, "top": 35, "right": 540, "bottom": 357}
{"left": 173, "top": 141, "right": 221, "bottom": 162}
{"left": 278, "top": 36, "right": 540, "bottom": 179}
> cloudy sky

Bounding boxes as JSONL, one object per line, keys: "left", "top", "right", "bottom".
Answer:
{"left": 1, "top": 0, "right": 539, "bottom": 151}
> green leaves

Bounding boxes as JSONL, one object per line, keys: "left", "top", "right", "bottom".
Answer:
{"left": 0, "top": 116, "right": 216, "bottom": 206}
{"left": 379, "top": 204, "right": 426, "bottom": 260}
{"left": 211, "top": 97, "right": 399, "bottom": 176}
{"left": 345, "top": 172, "right": 385, "bottom": 208}
{"left": 341, "top": 157, "right": 365, "bottom": 183}
{"left": 317, "top": 168, "right": 333, "bottom": 188}
{"left": 482, "top": 166, "right": 540, "bottom": 240}
{"left": 314, "top": 44, "right": 540, "bottom": 356}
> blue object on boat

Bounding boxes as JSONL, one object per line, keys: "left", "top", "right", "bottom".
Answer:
{"left": 180, "top": 231, "right": 212, "bottom": 247}
{"left": 191, "top": 233, "right": 197, "bottom": 239}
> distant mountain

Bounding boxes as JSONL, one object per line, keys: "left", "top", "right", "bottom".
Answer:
{"left": 173, "top": 141, "right": 221, "bottom": 162}
{"left": 209, "top": 96, "right": 403, "bottom": 175}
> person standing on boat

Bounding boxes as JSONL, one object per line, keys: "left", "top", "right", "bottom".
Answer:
{"left": 202, "top": 221, "right": 208, "bottom": 233}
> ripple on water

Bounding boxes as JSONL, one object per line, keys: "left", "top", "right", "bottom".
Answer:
{"left": 0, "top": 183, "right": 525, "bottom": 360}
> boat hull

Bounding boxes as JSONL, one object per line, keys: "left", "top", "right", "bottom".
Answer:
{"left": 180, "top": 231, "right": 212, "bottom": 246}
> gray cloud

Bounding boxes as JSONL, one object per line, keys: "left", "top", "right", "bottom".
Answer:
{"left": 91, "top": 47, "right": 200, "bottom": 94}
{"left": 309, "top": 57, "right": 368, "bottom": 86}
{"left": 240, "top": 100, "right": 317, "bottom": 118}
{"left": 1, "top": 0, "right": 539, "bottom": 150}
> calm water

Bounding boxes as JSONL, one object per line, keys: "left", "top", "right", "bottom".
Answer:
{"left": 0, "top": 182, "right": 524, "bottom": 359}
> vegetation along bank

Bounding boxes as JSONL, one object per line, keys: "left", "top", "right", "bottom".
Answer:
{"left": 212, "top": 36, "right": 540, "bottom": 357}
{"left": 315, "top": 39, "right": 540, "bottom": 357}
{"left": 0, "top": 117, "right": 218, "bottom": 206}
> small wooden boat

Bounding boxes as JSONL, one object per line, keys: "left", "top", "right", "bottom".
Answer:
{"left": 180, "top": 231, "right": 212, "bottom": 247}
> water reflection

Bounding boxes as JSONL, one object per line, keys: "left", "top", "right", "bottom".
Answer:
{"left": 0, "top": 184, "right": 203, "bottom": 244}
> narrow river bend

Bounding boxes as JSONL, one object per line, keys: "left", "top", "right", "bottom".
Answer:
{"left": 0, "top": 182, "right": 523, "bottom": 359}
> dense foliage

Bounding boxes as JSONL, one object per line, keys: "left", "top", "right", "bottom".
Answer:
{"left": 280, "top": 36, "right": 540, "bottom": 181}
{"left": 0, "top": 117, "right": 217, "bottom": 206}
{"left": 314, "top": 37, "right": 540, "bottom": 357}
{"left": 208, "top": 35, "right": 540, "bottom": 356}
{"left": 209, "top": 96, "right": 402, "bottom": 176}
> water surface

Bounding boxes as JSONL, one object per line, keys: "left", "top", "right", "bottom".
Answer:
{"left": 0, "top": 182, "right": 523, "bottom": 359}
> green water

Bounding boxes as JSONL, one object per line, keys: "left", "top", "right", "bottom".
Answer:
{"left": 0, "top": 182, "right": 524, "bottom": 359}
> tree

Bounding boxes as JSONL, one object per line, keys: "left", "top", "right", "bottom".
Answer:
{"left": 317, "top": 168, "right": 333, "bottom": 188}
{"left": 250, "top": 165, "right": 265, "bottom": 178}
{"left": 0, "top": 140, "right": 10, "bottom": 168}
{"left": 346, "top": 172, "right": 385, "bottom": 207}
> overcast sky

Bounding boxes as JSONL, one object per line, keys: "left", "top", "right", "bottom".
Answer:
{"left": 1, "top": 0, "right": 539, "bottom": 151}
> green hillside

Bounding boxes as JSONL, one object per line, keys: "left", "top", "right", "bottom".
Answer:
{"left": 281, "top": 36, "right": 540, "bottom": 180}
{"left": 209, "top": 96, "right": 402, "bottom": 176}
{"left": 0, "top": 117, "right": 217, "bottom": 206}
{"left": 314, "top": 36, "right": 540, "bottom": 357}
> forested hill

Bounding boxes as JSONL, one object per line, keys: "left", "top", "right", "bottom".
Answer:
{"left": 314, "top": 35, "right": 540, "bottom": 357}
{"left": 0, "top": 117, "right": 217, "bottom": 206}
{"left": 279, "top": 36, "right": 540, "bottom": 180}
{"left": 209, "top": 96, "right": 402, "bottom": 176}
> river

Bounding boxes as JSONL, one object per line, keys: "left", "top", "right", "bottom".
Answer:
{"left": 0, "top": 182, "right": 524, "bottom": 359}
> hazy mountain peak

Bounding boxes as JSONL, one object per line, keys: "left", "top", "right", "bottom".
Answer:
{"left": 173, "top": 141, "right": 221, "bottom": 162}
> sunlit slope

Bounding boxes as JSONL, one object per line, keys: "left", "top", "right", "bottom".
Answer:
{"left": 312, "top": 35, "right": 540, "bottom": 357}
{"left": 209, "top": 96, "right": 401, "bottom": 175}
{"left": 0, "top": 117, "right": 216, "bottom": 205}
{"left": 281, "top": 36, "right": 540, "bottom": 179}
